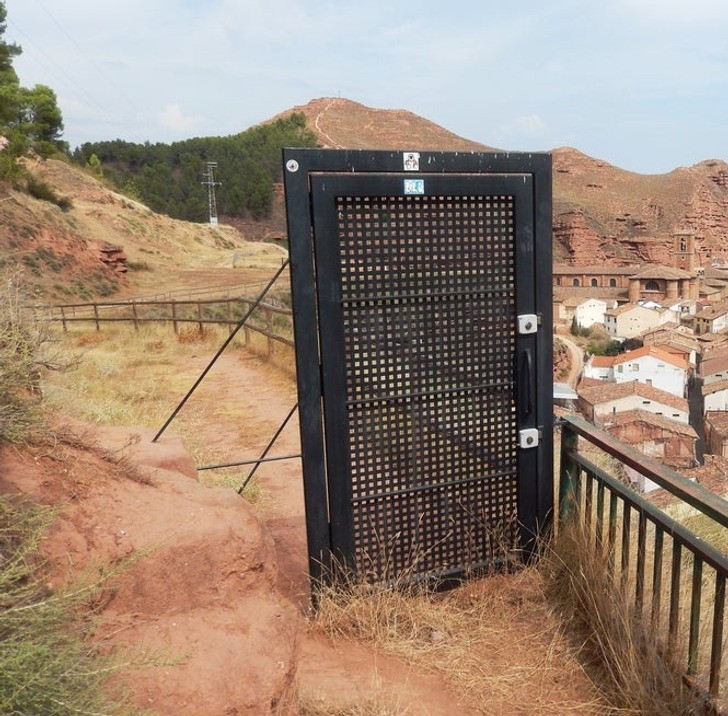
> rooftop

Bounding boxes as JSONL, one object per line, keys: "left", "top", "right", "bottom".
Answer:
{"left": 700, "top": 352, "right": 728, "bottom": 378}
{"left": 604, "top": 409, "right": 698, "bottom": 438}
{"left": 630, "top": 265, "right": 694, "bottom": 280}
{"left": 705, "top": 411, "right": 728, "bottom": 434}
{"left": 578, "top": 379, "right": 688, "bottom": 412}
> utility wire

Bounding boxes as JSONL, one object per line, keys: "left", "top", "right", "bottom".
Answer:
{"left": 8, "top": 19, "right": 113, "bottom": 117}
{"left": 30, "top": 0, "right": 141, "bottom": 113}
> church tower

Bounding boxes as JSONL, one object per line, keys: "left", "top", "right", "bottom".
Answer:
{"left": 673, "top": 230, "right": 698, "bottom": 273}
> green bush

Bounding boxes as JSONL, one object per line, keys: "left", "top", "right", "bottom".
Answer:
{"left": 25, "top": 176, "right": 72, "bottom": 211}
{"left": 0, "top": 495, "right": 134, "bottom": 715}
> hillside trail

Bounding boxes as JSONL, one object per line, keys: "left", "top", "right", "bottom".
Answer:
{"left": 175, "top": 347, "right": 602, "bottom": 715}
{"left": 178, "top": 349, "right": 479, "bottom": 714}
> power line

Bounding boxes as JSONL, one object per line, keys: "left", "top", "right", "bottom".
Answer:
{"left": 7, "top": 18, "right": 113, "bottom": 117}
{"left": 30, "top": 0, "right": 141, "bottom": 113}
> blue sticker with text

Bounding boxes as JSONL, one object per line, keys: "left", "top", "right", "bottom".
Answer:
{"left": 404, "top": 179, "right": 425, "bottom": 195}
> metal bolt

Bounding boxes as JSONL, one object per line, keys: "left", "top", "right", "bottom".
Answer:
{"left": 286, "top": 159, "right": 299, "bottom": 172}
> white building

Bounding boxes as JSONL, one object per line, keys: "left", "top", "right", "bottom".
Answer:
{"left": 604, "top": 303, "right": 666, "bottom": 339}
{"left": 703, "top": 381, "right": 728, "bottom": 413}
{"left": 574, "top": 298, "right": 609, "bottom": 329}
{"left": 583, "top": 345, "right": 690, "bottom": 397}
{"left": 578, "top": 380, "right": 690, "bottom": 425}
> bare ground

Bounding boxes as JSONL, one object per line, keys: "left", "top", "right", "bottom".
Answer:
{"left": 1, "top": 347, "right": 605, "bottom": 715}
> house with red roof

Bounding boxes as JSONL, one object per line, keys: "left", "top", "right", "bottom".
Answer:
{"left": 578, "top": 380, "right": 690, "bottom": 426}
{"left": 583, "top": 345, "right": 690, "bottom": 398}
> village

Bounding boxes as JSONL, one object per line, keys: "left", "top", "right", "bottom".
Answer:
{"left": 554, "top": 230, "right": 728, "bottom": 498}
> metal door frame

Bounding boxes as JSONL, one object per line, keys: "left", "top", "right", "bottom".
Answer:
{"left": 283, "top": 148, "right": 553, "bottom": 587}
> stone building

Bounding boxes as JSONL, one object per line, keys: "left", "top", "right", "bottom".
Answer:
{"left": 704, "top": 411, "right": 728, "bottom": 458}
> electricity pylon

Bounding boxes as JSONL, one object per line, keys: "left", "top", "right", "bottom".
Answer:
{"left": 201, "top": 162, "right": 221, "bottom": 225}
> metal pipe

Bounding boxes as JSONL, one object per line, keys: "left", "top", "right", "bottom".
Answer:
{"left": 152, "top": 259, "right": 290, "bottom": 443}
{"left": 237, "top": 403, "right": 299, "bottom": 494}
{"left": 197, "top": 453, "right": 301, "bottom": 471}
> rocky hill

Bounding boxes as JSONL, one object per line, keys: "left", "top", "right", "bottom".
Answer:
{"left": 276, "top": 98, "right": 728, "bottom": 267}
{"left": 3, "top": 96, "right": 728, "bottom": 303}
{"left": 0, "top": 156, "right": 284, "bottom": 302}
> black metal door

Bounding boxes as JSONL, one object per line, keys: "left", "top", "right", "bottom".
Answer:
{"left": 284, "top": 150, "right": 552, "bottom": 587}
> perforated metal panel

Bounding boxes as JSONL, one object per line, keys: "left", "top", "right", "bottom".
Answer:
{"left": 338, "top": 193, "right": 518, "bottom": 580}
{"left": 284, "top": 150, "right": 553, "bottom": 588}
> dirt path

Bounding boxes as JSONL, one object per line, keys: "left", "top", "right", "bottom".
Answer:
{"left": 181, "top": 351, "right": 474, "bottom": 713}
{"left": 4, "top": 343, "right": 602, "bottom": 714}
{"left": 558, "top": 334, "right": 585, "bottom": 387}
{"left": 173, "top": 349, "right": 602, "bottom": 715}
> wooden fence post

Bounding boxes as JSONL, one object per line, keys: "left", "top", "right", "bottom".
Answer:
{"left": 171, "top": 302, "right": 178, "bottom": 334}
{"left": 265, "top": 306, "right": 274, "bottom": 358}
{"left": 60, "top": 306, "right": 67, "bottom": 332}
{"left": 132, "top": 302, "right": 139, "bottom": 331}
{"left": 93, "top": 304, "right": 100, "bottom": 332}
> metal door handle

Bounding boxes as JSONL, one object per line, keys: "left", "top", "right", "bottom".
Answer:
{"left": 519, "top": 348, "right": 533, "bottom": 418}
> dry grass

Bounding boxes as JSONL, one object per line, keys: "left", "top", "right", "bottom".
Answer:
{"left": 543, "top": 517, "right": 714, "bottom": 715}
{"left": 298, "top": 690, "right": 406, "bottom": 716}
{"left": 311, "top": 565, "right": 605, "bottom": 715}
{"left": 0, "top": 494, "right": 144, "bottom": 715}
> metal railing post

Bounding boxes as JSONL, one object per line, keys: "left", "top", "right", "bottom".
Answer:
{"left": 559, "top": 420, "right": 580, "bottom": 524}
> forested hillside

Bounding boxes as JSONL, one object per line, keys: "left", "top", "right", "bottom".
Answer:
{"left": 73, "top": 115, "right": 318, "bottom": 223}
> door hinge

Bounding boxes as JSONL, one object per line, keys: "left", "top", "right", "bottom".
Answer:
{"left": 517, "top": 314, "right": 539, "bottom": 335}
{"left": 519, "top": 428, "right": 540, "bottom": 449}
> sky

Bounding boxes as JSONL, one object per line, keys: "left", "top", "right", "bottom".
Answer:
{"left": 5, "top": 0, "right": 728, "bottom": 175}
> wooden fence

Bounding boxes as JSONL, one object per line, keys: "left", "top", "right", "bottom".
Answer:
{"left": 38, "top": 295, "right": 294, "bottom": 357}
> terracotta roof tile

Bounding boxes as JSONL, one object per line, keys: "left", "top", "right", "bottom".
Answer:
{"left": 578, "top": 380, "right": 688, "bottom": 412}
{"left": 705, "top": 411, "right": 728, "bottom": 435}
{"left": 609, "top": 345, "right": 688, "bottom": 370}
{"left": 604, "top": 409, "right": 698, "bottom": 438}
{"left": 699, "top": 352, "right": 728, "bottom": 378}
{"left": 630, "top": 265, "right": 694, "bottom": 280}
{"left": 703, "top": 379, "right": 728, "bottom": 397}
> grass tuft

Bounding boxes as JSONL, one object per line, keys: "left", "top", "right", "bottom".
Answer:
{"left": 311, "top": 562, "right": 604, "bottom": 714}
{"left": 0, "top": 494, "right": 137, "bottom": 715}
{"left": 543, "top": 518, "right": 713, "bottom": 715}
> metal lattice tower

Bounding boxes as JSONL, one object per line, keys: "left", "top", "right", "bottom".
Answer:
{"left": 201, "top": 162, "right": 221, "bottom": 225}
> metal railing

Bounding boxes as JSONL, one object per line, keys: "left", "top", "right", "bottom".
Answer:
{"left": 559, "top": 414, "right": 728, "bottom": 707}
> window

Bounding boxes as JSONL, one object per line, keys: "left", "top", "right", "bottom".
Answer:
{"left": 591, "top": 278, "right": 598, "bottom": 287}
{"left": 609, "top": 278, "right": 617, "bottom": 287}
{"left": 657, "top": 364, "right": 665, "bottom": 373}
{"left": 556, "top": 277, "right": 561, "bottom": 286}
{"left": 573, "top": 278, "right": 580, "bottom": 287}
{"left": 645, "top": 279, "right": 660, "bottom": 291}
{"left": 631, "top": 364, "right": 639, "bottom": 372}
{"left": 617, "top": 365, "right": 623, "bottom": 373}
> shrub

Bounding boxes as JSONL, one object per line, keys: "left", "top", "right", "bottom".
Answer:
{"left": 0, "top": 494, "right": 133, "bottom": 715}
{"left": 25, "top": 176, "right": 73, "bottom": 211}
{"left": 0, "top": 269, "right": 65, "bottom": 441}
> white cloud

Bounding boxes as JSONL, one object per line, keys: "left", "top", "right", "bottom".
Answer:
{"left": 158, "top": 104, "right": 201, "bottom": 133}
